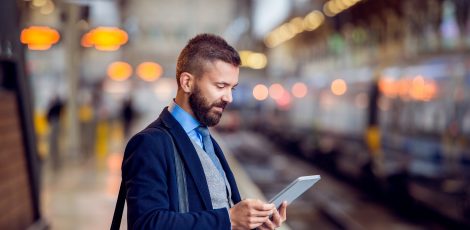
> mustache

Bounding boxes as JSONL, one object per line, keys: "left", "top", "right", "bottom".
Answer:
{"left": 211, "top": 101, "right": 227, "bottom": 109}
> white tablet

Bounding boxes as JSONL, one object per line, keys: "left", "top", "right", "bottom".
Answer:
{"left": 268, "top": 175, "right": 321, "bottom": 208}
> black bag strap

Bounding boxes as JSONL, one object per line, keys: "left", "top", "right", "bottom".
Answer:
{"left": 110, "top": 128, "right": 188, "bottom": 230}
{"left": 110, "top": 180, "right": 126, "bottom": 230}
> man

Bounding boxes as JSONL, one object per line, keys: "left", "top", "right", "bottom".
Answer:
{"left": 47, "top": 96, "right": 64, "bottom": 170}
{"left": 122, "top": 34, "right": 287, "bottom": 229}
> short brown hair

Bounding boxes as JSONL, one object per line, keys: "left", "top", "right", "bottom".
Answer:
{"left": 176, "top": 34, "right": 241, "bottom": 87}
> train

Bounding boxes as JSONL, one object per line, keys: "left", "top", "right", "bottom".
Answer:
{"left": 227, "top": 54, "right": 470, "bottom": 227}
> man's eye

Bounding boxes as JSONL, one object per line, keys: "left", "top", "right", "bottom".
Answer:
{"left": 232, "top": 87, "right": 237, "bottom": 91}
{"left": 217, "top": 85, "right": 225, "bottom": 89}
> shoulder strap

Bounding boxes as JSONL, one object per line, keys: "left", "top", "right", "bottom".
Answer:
{"left": 110, "top": 180, "right": 126, "bottom": 230}
{"left": 110, "top": 128, "right": 188, "bottom": 230}
{"left": 161, "top": 128, "right": 189, "bottom": 213}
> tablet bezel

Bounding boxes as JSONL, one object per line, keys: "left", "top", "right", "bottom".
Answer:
{"left": 268, "top": 175, "right": 321, "bottom": 208}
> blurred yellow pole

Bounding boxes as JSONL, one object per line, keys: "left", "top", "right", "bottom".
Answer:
{"left": 34, "top": 111, "right": 49, "bottom": 159}
{"left": 95, "top": 120, "right": 109, "bottom": 162}
{"left": 365, "top": 126, "right": 381, "bottom": 157}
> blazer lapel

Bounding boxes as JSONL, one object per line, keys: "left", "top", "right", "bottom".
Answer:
{"left": 158, "top": 108, "right": 213, "bottom": 209}
{"left": 212, "top": 138, "right": 242, "bottom": 203}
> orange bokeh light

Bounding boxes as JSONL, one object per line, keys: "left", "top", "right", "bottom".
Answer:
{"left": 276, "top": 91, "right": 292, "bottom": 109}
{"left": 291, "top": 82, "right": 308, "bottom": 98}
{"left": 269, "top": 83, "right": 285, "bottom": 100}
{"left": 331, "top": 79, "right": 347, "bottom": 96}
{"left": 253, "top": 84, "right": 269, "bottom": 101}
{"left": 409, "top": 75, "right": 438, "bottom": 101}
{"left": 423, "top": 81, "right": 438, "bottom": 101}
{"left": 20, "top": 26, "right": 60, "bottom": 50}
{"left": 384, "top": 76, "right": 439, "bottom": 101}
{"left": 398, "top": 78, "right": 412, "bottom": 99}
{"left": 81, "top": 27, "right": 128, "bottom": 51}
{"left": 81, "top": 32, "right": 92, "bottom": 47}
{"left": 107, "top": 62, "right": 132, "bottom": 81}
{"left": 378, "top": 77, "right": 399, "bottom": 98}
{"left": 137, "top": 62, "right": 163, "bottom": 82}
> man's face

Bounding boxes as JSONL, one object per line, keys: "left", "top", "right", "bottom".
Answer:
{"left": 189, "top": 60, "right": 239, "bottom": 127}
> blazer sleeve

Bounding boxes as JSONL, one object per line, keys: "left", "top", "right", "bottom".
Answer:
{"left": 122, "top": 131, "right": 231, "bottom": 230}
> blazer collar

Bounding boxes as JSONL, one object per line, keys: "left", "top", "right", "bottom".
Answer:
{"left": 156, "top": 107, "right": 213, "bottom": 209}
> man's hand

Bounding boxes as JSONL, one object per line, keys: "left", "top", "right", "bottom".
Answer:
{"left": 258, "top": 201, "right": 287, "bottom": 230}
{"left": 229, "top": 199, "right": 275, "bottom": 230}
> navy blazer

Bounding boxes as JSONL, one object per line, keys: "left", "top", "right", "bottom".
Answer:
{"left": 122, "top": 107, "right": 242, "bottom": 229}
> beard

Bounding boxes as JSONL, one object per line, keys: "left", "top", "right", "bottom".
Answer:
{"left": 189, "top": 84, "right": 227, "bottom": 127}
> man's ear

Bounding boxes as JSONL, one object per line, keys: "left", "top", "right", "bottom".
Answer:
{"left": 179, "top": 72, "right": 194, "bottom": 94}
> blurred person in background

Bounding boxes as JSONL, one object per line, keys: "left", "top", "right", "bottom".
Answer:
{"left": 120, "top": 34, "right": 287, "bottom": 230}
{"left": 121, "top": 96, "right": 135, "bottom": 138}
{"left": 46, "top": 95, "right": 64, "bottom": 171}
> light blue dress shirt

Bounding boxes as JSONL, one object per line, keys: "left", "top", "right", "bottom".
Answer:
{"left": 168, "top": 101, "right": 205, "bottom": 149}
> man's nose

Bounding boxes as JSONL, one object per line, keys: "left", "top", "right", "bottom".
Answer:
{"left": 222, "top": 90, "right": 233, "bottom": 103}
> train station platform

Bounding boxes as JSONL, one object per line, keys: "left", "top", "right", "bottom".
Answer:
{"left": 39, "top": 116, "right": 452, "bottom": 230}
{"left": 39, "top": 122, "right": 291, "bottom": 229}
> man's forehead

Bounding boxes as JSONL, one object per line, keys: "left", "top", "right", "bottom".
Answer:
{"left": 202, "top": 60, "right": 239, "bottom": 83}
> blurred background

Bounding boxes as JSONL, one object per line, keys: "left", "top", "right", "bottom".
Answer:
{"left": 1, "top": 0, "right": 470, "bottom": 229}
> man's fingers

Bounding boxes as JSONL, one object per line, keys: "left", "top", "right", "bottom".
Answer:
{"left": 271, "top": 208, "right": 282, "bottom": 226}
{"left": 250, "top": 200, "right": 275, "bottom": 211}
{"left": 239, "top": 199, "right": 287, "bottom": 229}
{"left": 251, "top": 209, "right": 274, "bottom": 217}
{"left": 248, "top": 216, "right": 269, "bottom": 225}
{"left": 262, "top": 219, "right": 275, "bottom": 230}
{"left": 279, "top": 201, "right": 287, "bottom": 221}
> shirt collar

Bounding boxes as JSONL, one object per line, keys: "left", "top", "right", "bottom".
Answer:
{"left": 168, "top": 100, "right": 201, "bottom": 134}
